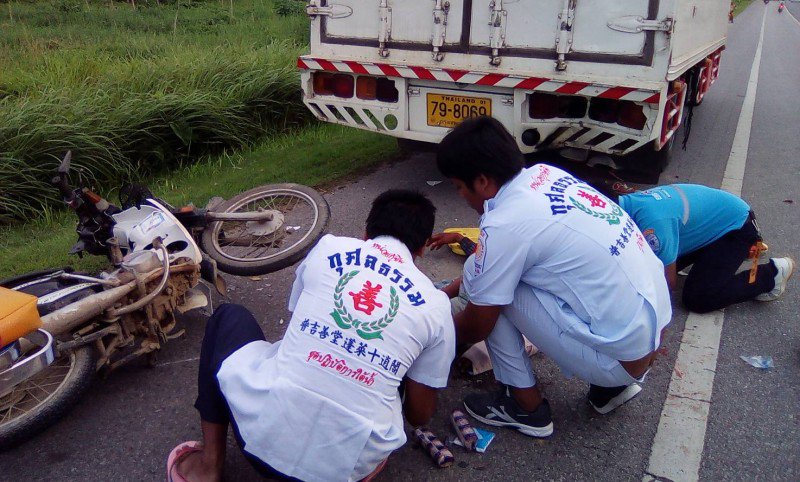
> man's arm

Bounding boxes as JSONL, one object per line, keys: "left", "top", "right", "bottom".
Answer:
{"left": 454, "top": 302, "right": 503, "bottom": 344}
{"left": 664, "top": 262, "right": 677, "bottom": 290}
{"left": 441, "top": 277, "right": 462, "bottom": 299}
{"left": 402, "top": 378, "right": 438, "bottom": 427}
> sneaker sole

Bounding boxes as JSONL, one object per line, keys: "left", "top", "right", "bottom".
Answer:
{"left": 463, "top": 403, "right": 554, "bottom": 438}
{"left": 589, "top": 383, "right": 642, "bottom": 415}
{"left": 755, "top": 257, "right": 795, "bottom": 302}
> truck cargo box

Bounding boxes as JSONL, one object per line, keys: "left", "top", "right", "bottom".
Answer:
{"left": 299, "top": 0, "right": 729, "bottom": 166}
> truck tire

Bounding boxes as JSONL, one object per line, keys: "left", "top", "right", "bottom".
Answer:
{"left": 685, "top": 67, "right": 705, "bottom": 107}
{"left": 615, "top": 138, "right": 674, "bottom": 184}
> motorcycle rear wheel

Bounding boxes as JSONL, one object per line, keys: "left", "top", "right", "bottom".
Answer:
{"left": 0, "top": 346, "right": 95, "bottom": 450}
{"left": 200, "top": 183, "right": 330, "bottom": 276}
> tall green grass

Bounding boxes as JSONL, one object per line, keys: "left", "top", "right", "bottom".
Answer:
{"left": 0, "top": 124, "right": 400, "bottom": 279}
{"left": 0, "top": 0, "right": 311, "bottom": 223}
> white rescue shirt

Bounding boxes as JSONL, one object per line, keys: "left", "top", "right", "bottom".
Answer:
{"left": 463, "top": 164, "right": 671, "bottom": 361}
{"left": 216, "top": 235, "right": 455, "bottom": 482}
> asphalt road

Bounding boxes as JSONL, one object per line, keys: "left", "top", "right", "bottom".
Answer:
{"left": 1, "top": 2, "right": 798, "bottom": 481}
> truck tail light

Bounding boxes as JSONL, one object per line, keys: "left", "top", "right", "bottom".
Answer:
{"left": 313, "top": 73, "right": 333, "bottom": 96}
{"left": 588, "top": 98, "right": 618, "bottom": 123}
{"left": 528, "top": 93, "right": 586, "bottom": 119}
{"left": 375, "top": 78, "right": 399, "bottom": 103}
{"left": 529, "top": 92, "right": 559, "bottom": 119}
{"left": 356, "top": 77, "right": 377, "bottom": 100}
{"left": 617, "top": 101, "right": 647, "bottom": 130}
{"left": 313, "top": 73, "right": 354, "bottom": 98}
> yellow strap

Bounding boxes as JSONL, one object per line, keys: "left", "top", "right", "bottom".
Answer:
{"left": 748, "top": 241, "right": 768, "bottom": 284}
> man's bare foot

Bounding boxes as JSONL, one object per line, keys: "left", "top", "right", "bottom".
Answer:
{"left": 173, "top": 448, "right": 223, "bottom": 482}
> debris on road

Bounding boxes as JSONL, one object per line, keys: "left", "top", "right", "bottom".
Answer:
{"left": 426, "top": 180, "right": 443, "bottom": 186}
{"left": 739, "top": 355, "right": 774, "bottom": 369}
{"left": 451, "top": 410, "right": 478, "bottom": 451}
{"left": 451, "top": 426, "right": 496, "bottom": 453}
{"left": 473, "top": 428, "right": 496, "bottom": 453}
{"left": 414, "top": 428, "right": 454, "bottom": 468}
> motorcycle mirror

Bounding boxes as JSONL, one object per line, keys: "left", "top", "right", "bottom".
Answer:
{"left": 58, "top": 151, "right": 72, "bottom": 174}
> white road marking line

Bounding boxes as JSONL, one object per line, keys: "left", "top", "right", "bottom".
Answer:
{"left": 721, "top": 8, "right": 767, "bottom": 196}
{"left": 786, "top": 7, "right": 800, "bottom": 27}
{"left": 156, "top": 356, "right": 201, "bottom": 367}
{"left": 644, "top": 8, "right": 767, "bottom": 482}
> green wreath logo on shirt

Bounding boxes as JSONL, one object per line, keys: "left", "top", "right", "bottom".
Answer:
{"left": 569, "top": 186, "right": 623, "bottom": 226}
{"left": 331, "top": 270, "right": 399, "bottom": 340}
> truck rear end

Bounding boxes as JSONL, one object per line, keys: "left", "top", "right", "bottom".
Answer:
{"left": 299, "top": 0, "right": 729, "bottom": 166}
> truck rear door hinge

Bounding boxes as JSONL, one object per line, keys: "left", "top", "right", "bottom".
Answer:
{"left": 378, "top": 0, "right": 392, "bottom": 58}
{"left": 431, "top": 0, "right": 450, "bottom": 62}
{"left": 305, "top": 1, "right": 353, "bottom": 19}
{"left": 554, "top": 0, "right": 575, "bottom": 72}
{"left": 488, "top": 0, "right": 507, "bottom": 66}
{"left": 607, "top": 16, "right": 674, "bottom": 34}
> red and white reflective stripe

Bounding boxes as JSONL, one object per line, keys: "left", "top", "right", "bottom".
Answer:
{"left": 298, "top": 57, "right": 661, "bottom": 104}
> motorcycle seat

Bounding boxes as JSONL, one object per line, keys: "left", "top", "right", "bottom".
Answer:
{"left": 0, "top": 287, "right": 42, "bottom": 348}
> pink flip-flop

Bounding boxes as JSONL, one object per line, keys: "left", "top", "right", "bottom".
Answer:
{"left": 166, "top": 441, "right": 202, "bottom": 482}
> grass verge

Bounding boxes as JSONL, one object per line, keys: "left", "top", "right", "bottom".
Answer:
{"left": 0, "top": 124, "right": 399, "bottom": 279}
{"left": 733, "top": 0, "right": 755, "bottom": 16}
{"left": 0, "top": 0, "right": 310, "bottom": 223}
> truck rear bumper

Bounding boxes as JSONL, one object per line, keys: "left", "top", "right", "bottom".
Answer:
{"left": 299, "top": 57, "right": 666, "bottom": 156}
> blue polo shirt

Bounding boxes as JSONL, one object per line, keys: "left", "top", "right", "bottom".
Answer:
{"left": 619, "top": 184, "right": 750, "bottom": 266}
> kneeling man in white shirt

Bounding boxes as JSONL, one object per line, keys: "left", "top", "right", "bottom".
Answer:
{"left": 168, "top": 190, "right": 455, "bottom": 482}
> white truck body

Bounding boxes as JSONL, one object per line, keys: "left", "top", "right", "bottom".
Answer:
{"left": 299, "top": 0, "right": 730, "bottom": 157}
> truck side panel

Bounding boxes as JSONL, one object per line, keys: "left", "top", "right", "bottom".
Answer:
{"left": 669, "top": 0, "right": 730, "bottom": 78}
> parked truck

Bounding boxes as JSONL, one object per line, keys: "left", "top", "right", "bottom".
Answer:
{"left": 298, "top": 0, "right": 730, "bottom": 175}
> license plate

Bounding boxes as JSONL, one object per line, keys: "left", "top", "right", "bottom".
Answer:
{"left": 426, "top": 93, "right": 492, "bottom": 128}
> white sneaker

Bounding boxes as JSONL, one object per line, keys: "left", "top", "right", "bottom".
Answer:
{"left": 755, "top": 257, "right": 795, "bottom": 302}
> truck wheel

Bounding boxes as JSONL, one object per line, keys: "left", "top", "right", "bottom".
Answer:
{"left": 685, "top": 68, "right": 704, "bottom": 107}
{"left": 615, "top": 138, "right": 674, "bottom": 184}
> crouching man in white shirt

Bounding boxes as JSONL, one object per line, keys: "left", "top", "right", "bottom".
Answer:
{"left": 167, "top": 190, "right": 455, "bottom": 482}
{"left": 436, "top": 117, "right": 672, "bottom": 437}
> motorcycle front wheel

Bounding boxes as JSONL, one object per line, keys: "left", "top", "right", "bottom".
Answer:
{"left": 0, "top": 346, "right": 95, "bottom": 450}
{"left": 200, "top": 183, "right": 331, "bottom": 276}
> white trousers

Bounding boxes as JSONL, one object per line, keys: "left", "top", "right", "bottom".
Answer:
{"left": 486, "top": 285, "right": 640, "bottom": 389}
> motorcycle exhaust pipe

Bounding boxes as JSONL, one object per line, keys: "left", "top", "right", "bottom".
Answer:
{"left": 40, "top": 281, "right": 139, "bottom": 336}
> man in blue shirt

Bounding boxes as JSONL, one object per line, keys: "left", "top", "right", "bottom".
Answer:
{"left": 618, "top": 185, "right": 794, "bottom": 313}
{"left": 436, "top": 117, "right": 672, "bottom": 436}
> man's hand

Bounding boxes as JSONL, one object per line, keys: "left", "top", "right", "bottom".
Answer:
{"left": 455, "top": 302, "right": 503, "bottom": 344}
{"left": 427, "top": 232, "right": 463, "bottom": 250}
{"left": 441, "top": 277, "right": 462, "bottom": 299}
{"left": 402, "top": 378, "right": 438, "bottom": 427}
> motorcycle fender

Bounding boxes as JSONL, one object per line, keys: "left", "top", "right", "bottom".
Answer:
{"left": 177, "top": 289, "right": 209, "bottom": 314}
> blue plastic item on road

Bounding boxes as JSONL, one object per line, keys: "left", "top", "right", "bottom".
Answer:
{"left": 474, "top": 427, "right": 496, "bottom": 453}
{"left": 739, "top": 355, "right": 774, "bottom": 369}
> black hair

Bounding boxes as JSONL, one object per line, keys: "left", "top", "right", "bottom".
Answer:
{"left": 436, "top": 116, "right": 524, "bottom": 187}
{"left": 366, "top": 190, "right": 436, "bottom": 253}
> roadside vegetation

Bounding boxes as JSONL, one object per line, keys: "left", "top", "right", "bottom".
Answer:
{"left": 733, "top": 0, "right": 755, "bottom": 16}
{"left": 0, "top": 0, "right": 311, "bottom": 223}
{"left": 0, "top": 124, "right": 398, "bottom": 278}
{"left": 0, "top": 0, "right": 401, "bottom": 277}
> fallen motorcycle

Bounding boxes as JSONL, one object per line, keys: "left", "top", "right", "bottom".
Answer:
{"left": 0, "top": 152, "right": 330, "bottom": 449}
